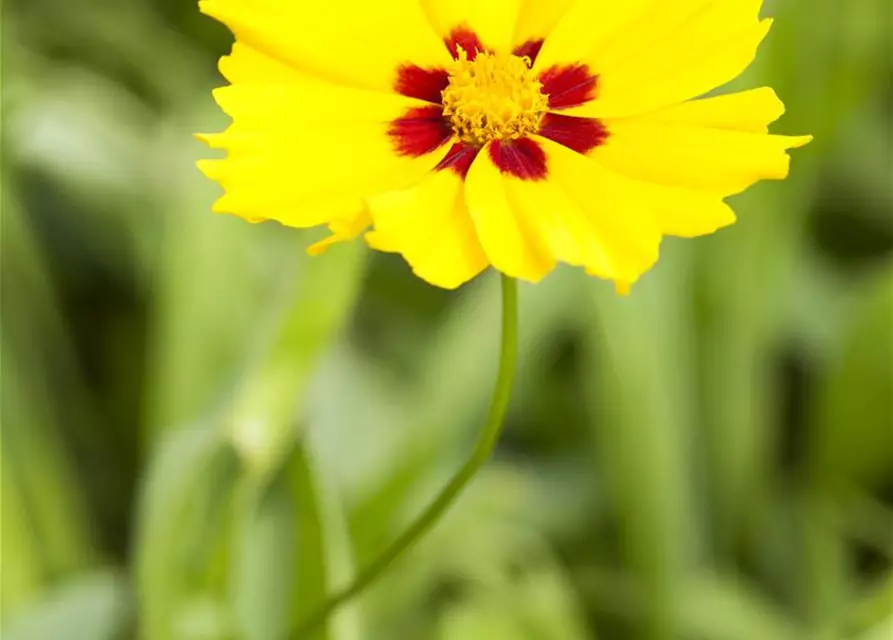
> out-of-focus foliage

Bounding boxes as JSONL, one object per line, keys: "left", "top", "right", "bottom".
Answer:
{"left": 1, "top": 0, "right": 891, "bottom": 639}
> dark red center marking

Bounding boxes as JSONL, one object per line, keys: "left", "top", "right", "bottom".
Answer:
{"left": 435, "top": 142, "right": 478, "bottom": 179}
{"left": 489, "top": 138, "right": 548, "bottom": 181}
{"left": 539, "top": 64, "right": 599, "bottom": 109}
{"left": 445, "top": 26, "right": 486, "bottom": 60}
{"left": 539, "top": 113, "right": 609, "bottom": 154}
{"left": 387, "top": 28, "right": 605, "bottom": 181}
{"left": 395, "top": 65, "right": 450, "bottom": 103}
{"left": 388, "top": 106, "right": 453, "bottom": 157}
{"left": 513, "top": 39, "right": 545, "bottom": 66}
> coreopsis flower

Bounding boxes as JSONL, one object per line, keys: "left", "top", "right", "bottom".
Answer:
{"left": 198, "top": 0, "right": 811, "bottom": 292}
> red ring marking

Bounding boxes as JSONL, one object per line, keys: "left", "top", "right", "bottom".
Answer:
{"left": 539, "top": 64, "right": 599, "bottom": 109}
{"left": 513, "top": 39, "right": 545, "bottom": 66}
{"left": 394, "top": 65, "right": 450, "bottom": 103}
{"left": 388, "top": 106, "right": 453, "bottom": 157}
{"left": 445, "top": 26, "right": 486, "bottom": 60}
{"left": 539, "top": 113, "right": 609, "bottom": 154}
{"left": 489, "top": 138, "right": 548, "bottom": 181}
{"left": 391, "top": 27, "right": 600, "bottom": 179}
{"left": 435, "top": 142, "right": 479, "bottom": 179}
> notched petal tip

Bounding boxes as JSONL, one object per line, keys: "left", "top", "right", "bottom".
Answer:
{"left": 308, "top": 213, "right": 371, "bottom": 256}
{"left": 194, "top": 133, "right": 223, "bottom": 148}
{"left": 788, "top": 134, "right": 814, "bottom": 149}
{"left": 365, "top": 231, "right": 479, "bottom": 290}
{"left": 205, "top": 191, "right": 266, "bottom": 223}
{"left": 704, "top": 207, "right": 739, "bottom": 235}
{"left": 413, "top": 271, "right": 474, "bottom": 291}
{"left": 197, "top": 0, "right": 215, "bottom": 18}
{"left": 233, "top": 214, "right": 268, "bottom": 224}
{"left": 307, "top": 237, "right": 339, "bottom": 257}
{"left": 772, "top": 134, "right": 814, "bottom": 180}
{"left": 210, "top": 86, "right": 230, "bottom": 106}
{"left": 755, "top": 87, "right": 786, "bottom": 126}
{"left": 210, "top": 195, "right": 232, "bottom": 213}
{"left": 196, "top": 158, "right": 222, "bottom": 178}
{"left": 508, "top": 266, "right": 553, "bottom": 285}
{"left": 363, "top": 230, "right": 398, "bottom": 254}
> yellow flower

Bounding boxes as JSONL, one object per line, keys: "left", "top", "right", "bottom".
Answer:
{"left": 197, "top": 0, "right": 811, "bottom": 292}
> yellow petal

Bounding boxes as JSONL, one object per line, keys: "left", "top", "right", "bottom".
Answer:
{"left": 198, "top": 129, "right": 448, "bottom": 228}
{"left": 197, "top": 77, "right": 452, "bottom": 228}
{"left": 636, "top": 87, "right": 786, "bottom": 133}
{"left": 208, "top": 78, "right": 432, "bottom": 132}
{"left": 200, "top": 0, "right": 451, "bottom": 91}
{"left": 592, "top": 118, "right": 812, "bottom": 196}
{"left": 580, "top": 22, "right": 772, "bottom": 118}
{"left": 503, "top": 167, "right": 730, "bottom": 268}
{"left": 367, "top": 170, "right": 488, "bottom": 289}
{"left": 420, "top": 0, "right": 521, "bottom": 52}
{"left": 534, "top": 0, "right": 652, "bottom": 71}
{"left": 537, "top": 0, "right": 770, "bottom": 118}
{"left": 464, "top": 144, "right": 555, "bottom": 282}
{"left": 585, "top": 86, "right": 807, "bottom": 237}
{"left": 501, "top": 170, "right": 611, "bottom": 272}
{"left": 634, "top": 182, "right": 738, "bottom": 238}
{"left": 218, "top": 42, "right": 303, "bottom": 84}
{"left": 531, "top": 137, "right": 662, "bottom": 285}
{"left": 512, "top": 0, "right": 576, "bottom": 49}
{"left": 308, "top": 210, "right": 372, "bottom": 256}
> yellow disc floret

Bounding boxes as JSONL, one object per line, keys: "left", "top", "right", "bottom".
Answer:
{"left": 441, "top": 49, "right": 549, "bottom": 147}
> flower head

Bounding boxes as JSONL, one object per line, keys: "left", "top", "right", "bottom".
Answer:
{"left": 198, "top": 0, "right": 811, "bottom": 292}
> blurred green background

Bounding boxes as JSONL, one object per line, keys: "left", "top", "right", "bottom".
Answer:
{"left": 2, "top": 0, "right": 892, "bottom": 638}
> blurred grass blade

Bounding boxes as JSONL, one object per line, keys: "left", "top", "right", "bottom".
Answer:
{"left": 1, "top": 192, "right": 96, "bottom": 612}
{"left": 232, "top": 443, "right": 328, "bottom": 640}
{"left": 1, "top": 446, "right": 45, "bottom": 614}
{"left": 810, "top": 268, "right": 893, "bottom": 490}
{"left": 696, "top": 184, "right": 814, "bottom": 559}
{"left": 302, "top": 429, "right": 363, "bottom": 640}
{"left": 580, "top": 253, "right": 698, "bottom": 640}
{"left": 230, "top": 239, "right": 366, "bottom": 477}
{"left": 228, "top": 238, "right": 366, "bottom": 638}
{"left": 340, "top": 271, "right": 578, "bottom": 568}
{"left": 134, "top": 423, "right": 236, "bottom": 640}
{"left": 144, "top": 181, "right": 283, "bottom": 439}
{"left": 859, "top": 620, "right": 893, "bottom": 640}
{"left": 0, "top": 570, "right": 130, "bottom": 640}
{"left": 579, "top": 569, "right": 804, "bottom": 640}
{"left": 800, "top": 269, "right": 893, "bottom": 629}
{"left": 678, "top": 574, "right": 803, "bottom": 640}
{"left": 232, "top": 437, "right": 361, "bottom": 640}
{"left": 696, "top": 0, "right": 881, "bottom": 562}
{"left": 835, "top": 574, "right": 893, "bottom": 638}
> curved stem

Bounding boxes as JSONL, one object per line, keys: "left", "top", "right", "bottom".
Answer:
{"left": 292, "top": 275, "right": 519, "bottom": 638}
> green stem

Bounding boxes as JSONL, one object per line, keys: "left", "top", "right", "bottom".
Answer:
{"left": 291, "top": 274, "right": 519, "bottom": 638}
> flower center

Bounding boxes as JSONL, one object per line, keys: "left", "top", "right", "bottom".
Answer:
{"left": 441, "top": 49, "right": 549, "bottom": 147}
